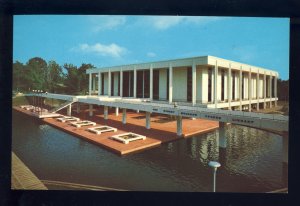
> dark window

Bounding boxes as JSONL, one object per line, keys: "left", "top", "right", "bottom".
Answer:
{"left": 129, "top": 71, "right": 134, "bottom": 97}
{"left": 266, "top": 76, "right": 269, "bottom": 98}
{"left": 101, "top": 73, "right": 104, "bottom": 95}
{"left": 111, "top": 72, "right": 114, "bottom": 96}
{"left": 137, "top": 70, "right": 144, "bottom": 98}
{"left": 166, "top": 69, "right": 169, "bottom": 101}
{"left": 153, "top": 70, "right": 159, "bottom": 100}
{"left": 232, "top": 71, "right": 235, "bottom": 100}
{"left": 118, "top": 72, "right": 120, "bottom": 96}
{"left": 187, "top": 67, "right": 192, "bottom": 102}
{"left": 122, "top": 71, "right": 129, "bottom": 97}
{"left": 144, "top": 70, "right": 150, "bottom": 98}
{"left": 221, "top": 69, "right": 224, "bottom": 101}
{"left": 208, "top": 68, "right": 212, "bottom": 102}
{"left": 242, "top": 73, "right": 244, "bottom": 100}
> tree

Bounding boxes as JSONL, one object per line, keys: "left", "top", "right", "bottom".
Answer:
{"left": 46, "top": 61, "right": 64, "bottom": 93}
{"left": 25, "top": 57, "right": 48, "bottom": 90}
{"left": 277, "top": 79, "right": 289, "bottom": 102}
{"left": 13, "top": 61, "right": 26, "bottom": 92}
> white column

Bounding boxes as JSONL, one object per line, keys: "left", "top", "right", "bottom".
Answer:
{"left": 146, "top": 112, "right": 151, "bottom": 129}
{"left": 256, "top": 70, "right": 260, "bottom": 111}
{"left": 239, "top": 67, "right": 242, "bottom": 110}
{"left": 120, "top": 69, "right": 123, "bottom": 97}
{"left": 89, "top": 104, "right": 93, "bottom": 117}
{"left": 108, "top": 70, "right": 111, "bottom": 96}
{"left": 104, "top": 106, "right": 108, "bottom": 120}
{"left": 115, "top": 107, "right": 119, "bottom": 116}
{"left": 89, "top": 73, "right": 92, "bottom": 95}
{"left": 150, "top": 64, "right": 153, "bottom": 100}
{"left": 192, "top": 62, "right": 197, "bottom": 105}
{"left": 176, "top": 115, "right": 182, "bottom": 136}
{"left": 67, "top": 104, "right": 72, "bottom": 116}
{"left": 263, "top": 71, "right": 266, "bottom": 109}
{"left": 269, "top": 75, "right": 272, "bottom": 108}
{"left": 218, "top": 122, "right": 226, "bottom": 148}
{"left": 214, "top": 61, "right": 218, "bottom": 108}
{"left": 98, "top": 72, "right": 101, "bottom": 96}
{"left": 275, "top": 75, "right": 278, "bottom": 107}
{"left": 169, "top": 64, "right": 173, "bottom": 103}
{"left": 76, "top": 103, "right": 80, "bottom": 114}
{"left": 133, "top": 67, "right": 137, "bottom": 98}
{"left": 249, "top": 68, "right": 252, "bottom": 112}
{"left": 122, "top": 108, "right": 126, "bottom": 124}
{"left": 93, "top": 75, "right": 96, "bottom": 93}
{"left": 228, "top": 64, "right": 231, "bottom": 110}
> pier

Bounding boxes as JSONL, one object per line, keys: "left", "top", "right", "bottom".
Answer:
{"left": 11, "top": 152, "right": 47, "bottom": 190}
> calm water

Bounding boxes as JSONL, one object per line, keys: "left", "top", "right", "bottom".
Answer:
{"left": 12, "top": 110, "right": 288, "bottom": 192}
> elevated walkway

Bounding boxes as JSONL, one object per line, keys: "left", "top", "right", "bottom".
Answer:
{"left": 27, "top": 93, "right": 289, "bottom": 132}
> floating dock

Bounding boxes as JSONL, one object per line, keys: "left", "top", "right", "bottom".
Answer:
{"left": 13, "top": 106, "right": 219, "bottom": 155}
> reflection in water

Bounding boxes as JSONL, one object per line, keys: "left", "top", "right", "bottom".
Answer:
{"left": 12, "top": 110, "right": 287, "bottom": 192}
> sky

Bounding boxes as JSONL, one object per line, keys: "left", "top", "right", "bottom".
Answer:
{"left": 13, "top": 15, "right": 289, "bottom": 80}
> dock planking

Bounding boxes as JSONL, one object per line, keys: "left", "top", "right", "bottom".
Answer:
{"left": 11, "top": 152, "right": 47, "bottom": 190}
{"left": 14, "top": 106, "right": 219, "bottom": 155}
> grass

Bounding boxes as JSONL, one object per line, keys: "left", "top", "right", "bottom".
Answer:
{"left": 12, "top": 96, "right": 29, "bottom": 106}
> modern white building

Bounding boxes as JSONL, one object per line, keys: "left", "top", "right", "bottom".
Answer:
{"left": 86, "top": 56, "right": 278, "bottom": 111}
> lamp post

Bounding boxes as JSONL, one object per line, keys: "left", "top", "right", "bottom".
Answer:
{"left": 208, "top": 161, "right": 221, "bottom": 192}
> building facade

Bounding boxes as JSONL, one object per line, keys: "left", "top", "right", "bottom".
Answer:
{"left": 86, "top": 56, "right": 278, "bottom": 111}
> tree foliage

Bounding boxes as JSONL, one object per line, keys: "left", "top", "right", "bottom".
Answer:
{"left": 12, "top": 57, "right": 95, "bottom": 95}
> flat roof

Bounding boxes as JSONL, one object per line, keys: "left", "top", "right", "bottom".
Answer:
{"left": 87, "top": 55, "right": 279, "bottom": 76}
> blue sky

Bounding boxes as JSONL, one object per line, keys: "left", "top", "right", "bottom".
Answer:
{"left": 13, "top": 15, "right": 289, "bottom": 80}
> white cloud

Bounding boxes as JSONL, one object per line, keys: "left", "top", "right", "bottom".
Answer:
{"left": 143, "top": 16, "right": 225, "bottom": 30}
{"left": 88, "top": 15, "right": 126, "bottom": 32}
{"left": 147, "top": 52, "right": 156, "bottom": 57}
{"left": 71, "top": 43, "right": 127, "bottom": 58}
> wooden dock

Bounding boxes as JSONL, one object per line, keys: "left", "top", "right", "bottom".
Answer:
{"left": 11, "top": 152, "right": 47, "bottom": 190}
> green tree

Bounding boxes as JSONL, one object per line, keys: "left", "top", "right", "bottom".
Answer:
{"left": 13, "top": 61, "right": 26, "bottom": 92}
{"left": 46, "top": 61, "right": 64, "bottom": 92}
{"left": 25, "top": 57, "right": 48, "bottom": 91}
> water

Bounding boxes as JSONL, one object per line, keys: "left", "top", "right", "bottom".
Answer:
{"left": 12, "top": 110, "right": 288, "bottom": 192}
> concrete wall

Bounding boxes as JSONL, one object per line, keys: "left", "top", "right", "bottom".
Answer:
{"left": 113, "top": 72, "right": 119, "bottom": 96}
{"left": 103, "top": 73, "right": 108, "bottom": 95}
{"left": 173, "top": 67, "right": 187, "bottom": 101}
{"left": 159, "top": 69, "right": 167, "bottom": 100}
{"left": 259, "top": 76, "right": 264, "bottom": 98}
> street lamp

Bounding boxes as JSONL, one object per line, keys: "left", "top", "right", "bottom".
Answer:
{"left": 208, "top": 161, "right": 221, "bottom": 192}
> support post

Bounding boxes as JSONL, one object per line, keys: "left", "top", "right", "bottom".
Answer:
{"left": 146, "top": 112, "right": 151, "bottom": 129}
{"left": 169, "top": 65, "right": 173, "bottom": 103}
{"left": 67, "top": 104, "right": 72, "bottom": 116}
{"left": 176, "top": 115, "right": 182, "bottom": 136}
{"left": 89, "top": 104, "right": 93, "bottom": 117}
{"left": 192, "top": 61, "right": 197, "bottom": 105}
{"left": 104, "top": 106, "right": 108, "bottom": 120}
{"left": 115, "top": 107, "right": 119, "bottom": 116}
{"left": 122, "top": 108, "right": 126, "bottom": 124}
